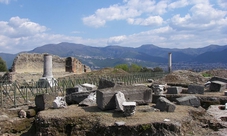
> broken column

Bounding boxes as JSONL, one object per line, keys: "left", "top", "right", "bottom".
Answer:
{"left": 43, "top": 54, "right": 53, "bottom": 77}
{"left": 168, "top": 52, "right": 172, "bottom": 73}
{"left": 38, "top": 54, "right": 57, "bottom": 87}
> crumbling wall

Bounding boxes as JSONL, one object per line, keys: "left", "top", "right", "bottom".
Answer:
{"left": 66, "top": 57, "right": 91, "bottom": 73}
{"left": 11, "top": 53, "right": 90, "bottom": 74}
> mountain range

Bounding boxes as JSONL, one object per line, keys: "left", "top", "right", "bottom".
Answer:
{"left": 1, "top": 42, "right": 227, "bottom": 70}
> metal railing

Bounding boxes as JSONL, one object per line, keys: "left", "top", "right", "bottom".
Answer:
{"left": 0, "top": 72, "right": 166, "bottom": 108}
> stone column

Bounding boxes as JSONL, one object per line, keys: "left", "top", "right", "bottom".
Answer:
{"left": 43, "top": 54, "right": 53, "bottom": 78}
{"left": 168, "top": 52, "right": 172, "bottom": 73}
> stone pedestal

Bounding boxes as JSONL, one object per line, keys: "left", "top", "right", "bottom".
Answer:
{"left": 37, "top": 77, "right": 57, "bottom": 88}
{"left": 96, "top": 86, "right": 152, "bottom": 110}
{"left": 123, "top": 102, "right": 136, "bottom": 116}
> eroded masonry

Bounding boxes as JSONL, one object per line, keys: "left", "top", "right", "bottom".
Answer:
{"left": 11, "top": 53, "right": 91, "bottom": 74}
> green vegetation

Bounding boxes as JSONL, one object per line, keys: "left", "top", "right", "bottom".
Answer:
{"left": 115, "top": 64, "right": 129, "bottom": 72}
{"left": 202, "top": 73, "right": 212, "bottom": 77}
{"left": 0, "top": 57, "right": 7, "bottom": 72}
{"left": 114, "top": 63, "right": 163, "bottom": 73}
{"left": 153, "top": 67, "right": 163, "bottom": 72}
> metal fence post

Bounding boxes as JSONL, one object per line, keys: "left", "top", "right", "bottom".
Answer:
{"left": 14, "top": 82, "right": 16, "bottom": 107}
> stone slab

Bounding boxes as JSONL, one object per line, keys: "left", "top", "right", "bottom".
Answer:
{"left": 122, "top": 102, "right": 136, "bottom": 106}
{"left": 166, "top": 86, "right": 182, "bottom": 94}
{"left": 156, "top": 97, "right": 176, "bottom": 112}
{"left": 115, "top": 91, "right": 126, "bottom": 111}
{"left": 81, "top": 83, "right": 97, "bottom": 91}
{"left": 66, "top": 85, "right": 87, "bottom": 95}
{"left": 210, "top": 81, "right": 227, "bottom": 92}
{"left": 96, "top": 86, "right": 152, "bottom": 110}
{"left": 35, "top": 93, "right": 58, "bottom": 111}
{"left": 176, "top": 95, "right": 200, "bottom": 107}
{"left": 209, "top": 77, "right": 227, "bottom": 83}
{"left": 98, "top": 78, "right": 116, "bottom": 89}
{"left": 188, "top": 85, "right": 204, "bottom": 94}
{"left": 66, "top": 91, "right": 91, "bottom": 105}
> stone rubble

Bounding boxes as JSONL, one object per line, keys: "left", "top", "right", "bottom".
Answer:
{"left": 155, "top": 97, "right": 176, "bottom": 112}
{"left": 122, "top": 102, "right": 136, "bottom": 116}
{"left": 115, "top": 91, "right": 126, "bottom": 111}
{"left": 52, "top": 96, "right": 67, "bottom": 109}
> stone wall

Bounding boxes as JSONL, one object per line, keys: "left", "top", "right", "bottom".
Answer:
{"left": 11, "top": 53, "right": 90, "bottom": 74}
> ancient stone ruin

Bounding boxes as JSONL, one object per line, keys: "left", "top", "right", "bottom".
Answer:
{"left": 37, "top": 54, "right": 57, "bottom": 87}
{"left": 11, "top": 53, "right": 91, "bottom": 74}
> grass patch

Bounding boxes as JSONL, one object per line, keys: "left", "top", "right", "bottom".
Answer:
{"left": 202, "top": 73, "right": 212, "bottom": 77}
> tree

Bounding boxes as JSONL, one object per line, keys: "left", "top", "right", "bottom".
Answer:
{"left": 153, "top": 67, "right": 163, "bottom": 72}
{"left": 129, "top": 63, "right": 142, "bottom": 72}
{"left": 115, "top": 64, "right": 129, "bottom": 72}
{"left": 0, "top": 57, "right": 7, "bottom": 72}
{"left": 140, "top": 67, "right": 152, "bottom": 72}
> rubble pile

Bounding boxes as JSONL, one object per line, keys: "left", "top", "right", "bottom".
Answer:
{"left": 2, "top": 69, "right": 227, "bottom": 135}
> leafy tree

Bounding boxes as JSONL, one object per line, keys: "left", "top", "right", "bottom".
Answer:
{"left": 115, "top": 64, "right": 129, "bottom": 72}
{"left": 129, "top": 63, "right": 142, "bottom": 72}
{"left": 153, "top": 67, "right": 163, "bottom": 72}
{"left": 140, "top": 67, "right": 152, "bottom": 72}
{"left": 0, "top": 57, "right": 7, "bottom": 72}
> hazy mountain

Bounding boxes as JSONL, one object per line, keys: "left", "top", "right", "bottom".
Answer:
{"left": 192, "top": 48, "right": 227, "bottom": 63}
{"left": 1, "top": 42, "right": 227, "bottom": 70}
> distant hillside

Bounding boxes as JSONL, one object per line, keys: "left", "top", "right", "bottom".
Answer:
{"left": 192, "top": 48, "right": 227, "bottom": 63}
{"left": 1, "top": 42, "right": 227, "bottom": 70}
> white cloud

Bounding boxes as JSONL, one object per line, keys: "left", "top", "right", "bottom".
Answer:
{"left": 218, "top": 0, "right": 227, "bottom": 9}
{"left": 82, "top": 0, "right": 168, "bottom": 28}
{"left": 168, "top": 0, "right": 189, "bottom": 9}
{"left": 107, "top": 35, "right": 127, "bottom": 44}
{"left": 190, "top": 3, "right": 226, "bottom": 23}
{"left": 127, "top": 16, "right": 163, "bottom": 26}
{"left": 170, "top": 2, "right": 227, "bottom": 31}
{"left": 153, "top": 0, "right": 168, "bottom": 15}
{"left": 0, "top": 16, "right": 47, "bottom": 38}
{"left": 0, "top": 0, "right": 10, "bottom": 4}
{"left": 82, "top": 15, "right": 106, "bottom": 28}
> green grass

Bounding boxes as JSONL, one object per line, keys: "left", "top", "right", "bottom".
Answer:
{"left": 202, "top": 73, "right": 212, "bottom": 77}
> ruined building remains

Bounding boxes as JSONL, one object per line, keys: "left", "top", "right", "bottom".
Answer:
{"left": 11, "top": 53, "right": 91, "bottom": 74}
{"left": 65, "top": 57, "right": 89, "bottom": 73}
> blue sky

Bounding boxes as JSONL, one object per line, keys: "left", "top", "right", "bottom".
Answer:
{"left": 0, "top": 0, "right": 227, "bottom": 53}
